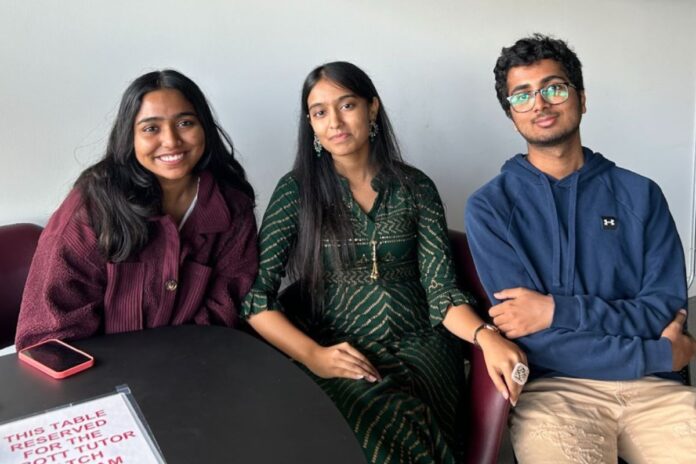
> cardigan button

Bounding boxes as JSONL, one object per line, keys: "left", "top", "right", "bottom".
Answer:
{"left": 165, "top": 279, "right": 178, "bottom": 291}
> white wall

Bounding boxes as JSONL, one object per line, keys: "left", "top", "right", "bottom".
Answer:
{"left": 2, "top": 0, "right": 695, "bottom": 297}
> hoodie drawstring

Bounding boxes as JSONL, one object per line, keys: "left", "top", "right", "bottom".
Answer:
{"left": 504, "top": 149, "right": 615, "bottom": 292}
{"left": 541, "top": 177, "right": 563, "bottom": 287}
{"left": 565, "top": 175, "right": 579, "bottom": 294}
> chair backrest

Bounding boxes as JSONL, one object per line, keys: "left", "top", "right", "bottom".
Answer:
{"left": 448, "top": 229, "right": 510, "bottom": 464}
{"left": 448, "top": 230, "right": 490, "bottom": 319}
{"left": 0, "top": 223, "right": 43, "bottom": 347}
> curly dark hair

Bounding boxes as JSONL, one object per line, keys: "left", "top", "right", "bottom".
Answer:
{"left": 494, "top": 33, "right": 584, "bottom": 117}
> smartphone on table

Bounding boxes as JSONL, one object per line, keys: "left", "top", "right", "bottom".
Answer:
{"left": 19, "top": 339, "right": 94, "bottom": 379}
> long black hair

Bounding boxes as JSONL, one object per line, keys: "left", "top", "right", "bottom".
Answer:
{"left": 291, "top": 61, "right": 410, "bottom": 300}
{"left": 75, "top": 69, "right": 254, "bottom": 262}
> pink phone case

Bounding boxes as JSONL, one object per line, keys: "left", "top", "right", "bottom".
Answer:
{"left": 19, "top": 339, "right": 94, "bottom": 379}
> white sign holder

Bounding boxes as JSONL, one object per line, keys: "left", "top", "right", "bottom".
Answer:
{"left": 0, "top": 385, "right": 166, "bottom": 464}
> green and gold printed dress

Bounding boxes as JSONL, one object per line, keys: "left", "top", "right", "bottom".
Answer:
{"left": 242, "top": 167, "right": 475, "bottom": 464}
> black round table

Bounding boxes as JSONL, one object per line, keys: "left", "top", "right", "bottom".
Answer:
{"left": 0, "top": 326, "right": 366, "bottom": 463}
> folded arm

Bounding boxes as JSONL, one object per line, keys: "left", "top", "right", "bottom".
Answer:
{"left": 464, "top": 193, "right": 679, "bottom": 379}
{"left": 466, "top": 191, "right": 685, "bottom": 339}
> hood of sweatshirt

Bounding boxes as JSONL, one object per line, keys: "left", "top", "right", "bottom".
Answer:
{"left": 501, "top": 147, "right": 615, "bottom": 290}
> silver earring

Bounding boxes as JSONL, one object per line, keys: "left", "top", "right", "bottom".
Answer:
{"left": 313, "top": 134, "right": 323, "bottom": 157}
{"left": 369, "top": 120, "right": 379, "bottom": 141}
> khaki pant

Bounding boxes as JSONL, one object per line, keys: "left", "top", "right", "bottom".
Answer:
{"left": 510, "top": 376, "right": 696, "bottom": 464}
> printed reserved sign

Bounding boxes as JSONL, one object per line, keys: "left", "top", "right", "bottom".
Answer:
{"left": 0, "top": 391, "right": 165, "bottom": 464}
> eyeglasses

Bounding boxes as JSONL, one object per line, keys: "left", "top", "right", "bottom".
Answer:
{"left": 506, "top": 82, "right": 576, "bottom": 113}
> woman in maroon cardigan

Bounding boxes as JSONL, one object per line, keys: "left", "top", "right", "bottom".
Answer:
{"left": 15, "top": 70, "right": 258, "bottom": 349}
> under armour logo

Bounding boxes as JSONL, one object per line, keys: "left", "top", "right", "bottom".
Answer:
{"left": 602, "top": 216, "right": 617, "bottom": 230}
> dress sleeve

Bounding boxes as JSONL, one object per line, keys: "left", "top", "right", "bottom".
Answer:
{"left": 193, "top": 193, "right": 259, "bottom": 327}
{"left": 15, "top": 195, "right": 106, "bottom": 350}
{"left": 413, "top": 173, "right": 476, "bottom": 327}
{"left": 241, "top": 174, "right": 300, "bottom": 318}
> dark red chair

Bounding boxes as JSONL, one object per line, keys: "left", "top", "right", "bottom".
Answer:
{"left": 448, "top": 229, "right": 510, "bottom": 464}
{"left": 277, "top": 229, "right": 509, "bottom": 464}
{"left": 0, "top": 223, "right": 43, "bottom": 348}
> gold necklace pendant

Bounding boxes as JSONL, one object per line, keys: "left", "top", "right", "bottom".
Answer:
{"left": 369, "top": 240, "right": 379, "bottom": 280}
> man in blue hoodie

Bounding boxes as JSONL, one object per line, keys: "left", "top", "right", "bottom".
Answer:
{"left": 465, "top": 34, "right": 696, "bottom": 462}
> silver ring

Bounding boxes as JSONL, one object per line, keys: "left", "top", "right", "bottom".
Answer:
{"left": 511, "top": 362, "right": 529, "bottom": 385}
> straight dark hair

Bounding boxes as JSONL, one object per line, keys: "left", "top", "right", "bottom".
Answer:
{"left": 75, "top": 69, "right": 254, "bottom": 262}
{"left": 291, "top": 61, "right": 411, "bottom": 303}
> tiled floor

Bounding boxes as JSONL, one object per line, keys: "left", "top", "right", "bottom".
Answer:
{"left": 496, "top": 296, "right": 696, "bottom": 463}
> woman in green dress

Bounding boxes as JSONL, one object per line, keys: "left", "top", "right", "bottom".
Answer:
{"left": 242, "top": 61, "right": 526, "bottom": 463}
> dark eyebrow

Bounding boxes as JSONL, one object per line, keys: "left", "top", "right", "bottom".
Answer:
{"left": 540, "top": 75, "right": 568, "bottom": 85}
{"left": 509, "top": 75, "right": 568, "bottom": 94}
{"left": 136, "top": 112, "right": 197, "bottom": 125}
{"left": 509, "top": 83, "right": 532, "bottom": 94}
{"left": 308, "top": 94, "right": 356, "bottom": 111}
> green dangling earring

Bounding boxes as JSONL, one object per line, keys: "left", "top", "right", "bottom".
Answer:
{"left": 313, "top": 134, "right": 323, "bottom": 157}
{"left": 368, "top": 120, "right": 379, "bottom": 142}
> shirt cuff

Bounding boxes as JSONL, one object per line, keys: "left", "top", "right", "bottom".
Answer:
{"left": 429, "top": 289, "right": 477, "bottom": 327}
{"left": 551, "top": 294, "right": 580, "bottom": 330}
{"left": 240, "top": 290, "right": 284, "bottom": 319}
{"left": 643, "top": 338, "right": 673, "bottom": 376}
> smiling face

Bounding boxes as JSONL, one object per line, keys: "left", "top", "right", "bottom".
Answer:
{"left": 133, "top": 88, "right": 205, "bottom": 188}
{"left": 506, "top": 58, "right": 586, "bottom": 148}
{"left": 306, "top": 78, "right": 379, "bottom": 162}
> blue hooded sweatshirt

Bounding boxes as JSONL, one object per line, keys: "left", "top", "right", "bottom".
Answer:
{"left": 465, "top": 147, "right": 686, "bottom": 381}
